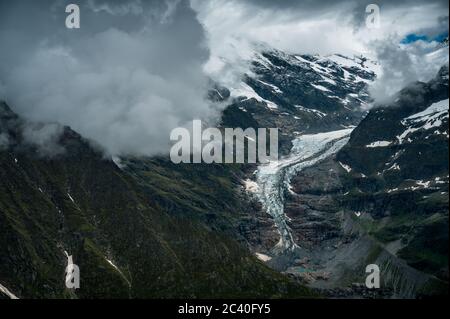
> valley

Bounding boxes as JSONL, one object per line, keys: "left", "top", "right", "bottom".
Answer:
{"left": 228, "top": 47, "right": 449, "bottom": 298}
{"left": 1, "top": 43, "right": 448, "bottom": 299}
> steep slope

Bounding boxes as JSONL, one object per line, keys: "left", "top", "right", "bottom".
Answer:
{"left": 0, "top": 101, "right": 312, "bottom": 299}
{"left": 221, "top": 49, "right": 378, "bottom": 153}
{"left": 277, "top": 66, "right": 449, "bottom": 297}
{"left": 336, "top": 65, "right": 449, "bottom": 283}
{"left": 2, "top": 39, "right": 447, "bottom": 299}
{"left": 226, "top": 43, "right": 448, "bottom": 297}
{"left": 118, "top": 48, "right": 380, "bottom": 263}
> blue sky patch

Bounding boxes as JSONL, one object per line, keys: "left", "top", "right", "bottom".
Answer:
{"left": 401, "top": 32, "right": 449, "bottom": 44}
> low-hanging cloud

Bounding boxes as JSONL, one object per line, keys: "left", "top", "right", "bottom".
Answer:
{"left": 369, "top": 37, "right": 449, "bottom": 105}
{"left": 22, "top": 122, "right": 66, "bottom": 157}
{"left": 0, "top": 133, "right": 9, "bottom": 150}
{"left": 0, "top": 0, "right": 216, "bottom": 157}
{"left": 0, "top": 0, "right": 449, "bottom": 157}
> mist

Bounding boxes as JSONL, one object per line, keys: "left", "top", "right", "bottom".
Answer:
{"left": 192, "top": 0, "right": 448, "bottom": 107}
{"left": 369, "top": 37, "right": 449, "bottom": 105}
{"left": 0, "top": 0, "right": 448, "bottom": 158}
{"left": 0, "top": 0, "right": 216, "bottom": 157}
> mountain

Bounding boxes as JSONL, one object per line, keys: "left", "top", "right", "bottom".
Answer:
{"left": 0, "top": 46, "right": 379, "bottom": 299}
{"left": 336, "top": 65, "right": 449, "bottom": 286}
{"left": 338, "top": 66, "right": 448, "bottom": 190}
{"left": 215, "top": 45, "right": 448, "bottom": 298}
{"left": 221, "top": 49, "right": 378, "bottom": 153}
{"left": 1, "top": 41, "right": 448, "bottom": 299}
{"left": 0, "top": 101, "right": 313, "bottom": 299}
{"left": 273, "top": 66, "right": 448, "bottom": 298}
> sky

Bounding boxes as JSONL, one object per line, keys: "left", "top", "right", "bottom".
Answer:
{"left": 0, "top": 0, "right": 448, "bottom": 156}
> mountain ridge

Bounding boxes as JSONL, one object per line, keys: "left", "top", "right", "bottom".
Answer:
{"left": 1, "top": 101, "right": 314, "bottom": 299}
{"left": 1, "top": 43, "right": 448, "bottom": 298}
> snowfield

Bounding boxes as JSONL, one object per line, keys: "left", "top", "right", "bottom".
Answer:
{"left": 397, "top": 98, "right": 449, "bottom": 144}
{"left": 230, "top": 82, "right": 278, "bottom": 109}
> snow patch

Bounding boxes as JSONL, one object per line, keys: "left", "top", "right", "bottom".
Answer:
{"left": 339, "top": 162, "right": 352, "bottom": 173}
{"left": 294, "top": 105, "right": 326, "bottom": 118}
{"left": 366, "top": 141, "right": 392, "bottom": 148}
{"left": 112, "top": 156, "right": 126, "bottom": 169}
{"left": 387, "top": 163, "right": 400, "bottom": 171}
{"left": 416, "top": 180, "right": 431, "bottom": 188}
{"left": 0, "top": 283, "right": 19, "bottom": 299}
{"left": 257, "top": 79, "right": 283, "bottom": 93}
{"left": 67, "top": 193, "right": 75, "bottom": 204}
{"left": 105, "top": 257, "right": 131, "bottom": 287}
{"left": 244, "top": 179, "right": 259, "bottom": 193}
{"left": 105, "top": 258, "right": 120, "bottom": 272}
{"left": 406, "top": 99, "right": 449, "bottom": 121}
{"left": 397, "top": 99, "right": 449, "bottom": 144}
{"left": 311, "top": 83, "right": 331, "bottom": 92}
{"left": 231, "top": 82, "right": 278, "bottom": 109}
{"left": 255, "top": 253, "right": 272, "bottom": 262}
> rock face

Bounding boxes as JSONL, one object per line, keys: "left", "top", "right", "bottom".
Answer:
{"left": 221, "top": 49, "right": 377, "bottom": 154}
{"left": 335, "top": 66, "right": 449, "bottom": 293}
{"left": 227, "top": 45, "right": 448, "bottom": 298}
{"left": 339, "top": 70, "right": 449, "bottom": 192}
{"left": 281, "top": 67, "right": 449, "bottom": 298}
{"left": 220, "top": 48, "right": 378, "bottom": 269}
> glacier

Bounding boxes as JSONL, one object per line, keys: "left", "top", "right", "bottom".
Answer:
{"left": 253, "top": 129, "right": 353, "bottom": 254}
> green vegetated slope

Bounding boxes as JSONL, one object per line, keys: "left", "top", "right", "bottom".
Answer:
{"left": 0, "top": 102, "right": 313, "bottom": 299}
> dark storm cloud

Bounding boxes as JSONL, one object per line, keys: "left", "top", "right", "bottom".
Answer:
{"left": 0, "top": 0, "right": 217, "bottom": 156}
{"left": 0, "top": 0, "right": 448, "bottom": 154}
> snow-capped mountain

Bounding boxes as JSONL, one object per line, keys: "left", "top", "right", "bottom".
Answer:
{"left": 218, "top": 47, "right": 379, "bottom": 156}
{"left": 231, "top": 50, "right": 379, "bottom": 112}
{"left": 1, "top": 39, "right": 448, "bottom": 299}
{"left": 338, "top": 65, "right": 449, "bottom": 191}
{"left": 232, "top": 44, "right": 448, "bottom": 298}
